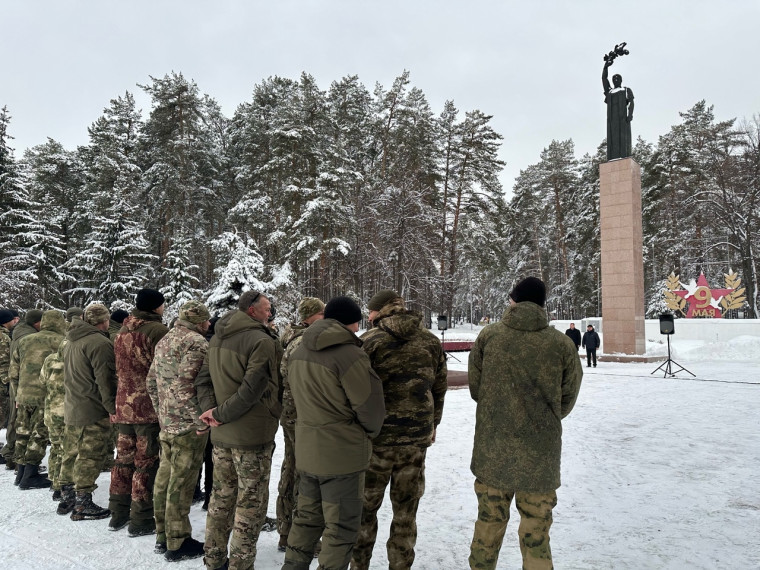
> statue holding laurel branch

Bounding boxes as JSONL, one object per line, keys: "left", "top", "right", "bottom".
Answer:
{"left": 602, "top": 42, "right": 634, "bottom": 160}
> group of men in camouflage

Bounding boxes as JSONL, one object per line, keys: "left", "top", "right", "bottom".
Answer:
{"left": 0, "top": 274, "right": 582, "bottom": 570}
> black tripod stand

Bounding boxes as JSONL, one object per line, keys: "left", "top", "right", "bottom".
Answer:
{"left": 651, "top": 334, "right": 694, "bottom": 378}
{"left": 440, "top": 329, "right": 461, "bottom": 362}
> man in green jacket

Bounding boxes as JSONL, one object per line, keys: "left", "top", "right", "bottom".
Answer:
{"left": 276, "top": 296, "right": 325, "bottom": 551}
{"left": 57, "top": 303, "right": 117, "bottom": 521}
{"left": 282, "top": 296, "right": 385, "bottom": 570}
{"left": 196, "top": 290, "right": 283, "bottom": 570}
{"left": 468, "top": 277, "right": 582, "bottom": 570}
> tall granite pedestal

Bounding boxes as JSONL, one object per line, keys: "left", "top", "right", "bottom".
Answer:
{"left": 599, "top": 158, "right": 646, "bottom": 355}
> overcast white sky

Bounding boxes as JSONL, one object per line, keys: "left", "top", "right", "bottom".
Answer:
{"left": 2, "top": 1, "right": 759, "bottom": 195}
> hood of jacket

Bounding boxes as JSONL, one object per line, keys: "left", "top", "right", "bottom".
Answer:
{"left": 214, "top": 309, "right": 273, "bottom": 341}
{"left": 373, "top": 304, "right": 423, "bottom": 341}
{"left": 302, "top": 318, "right": 361, "bottom": 352}
{"left": 501, "top": 302, "right": 549, "bottom": 333}
{"left": 281, "top": 322, "right": 307, "bottom": 349}
{"left": 123, "top": 309, "right": 164, "bottom": 332}
{"left": 40, "top": 310, "right": 67, "bottom": 335}
{"left": 68, "top": 320, "right": 108, "bottom": 342}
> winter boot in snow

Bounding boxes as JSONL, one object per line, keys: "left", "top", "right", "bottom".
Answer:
{"left": 19, "top": 464, "right": 52, "bottom": 490}
{"left": 56, "top": 485, "right": 76, "bottom": 515}
{"left": 127, "top": 500, "right": 156, "bottom": 537}
{"left": 108, "top": 493, "right": 131, "bottom": 531}
{"left": 52, "top": 489, "right": 62, "bottom": 501}
{"left": 154, "top": 541, "right": 167, "bottom": 554}
{"left": 164, "top": 537, "right": 205, "bottom": 562}
{"left": 13, "top": 464, "right": 25, "bottom": 486}
{"left": 70, "top": 491, "right": 110, "bottom": 521}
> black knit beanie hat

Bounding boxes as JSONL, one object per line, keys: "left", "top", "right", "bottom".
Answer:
{"left": 136, "top": 288, "right": 165, "bottom": 312}
{"left": 110, "top": 309, "right": 130, "bottom": 324}
{"left": 324, "top": 296, "right": 362, "bottom": 326}
{"left": 0, "top": 309, "right": 14, "bottom": 325}
{"left": 509, "top": 277, "right": 547, "bottom": 307}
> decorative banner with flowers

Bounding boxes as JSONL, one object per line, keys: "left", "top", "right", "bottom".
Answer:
{"left": 664, "top": 270, "right": 746, "bottom": 318}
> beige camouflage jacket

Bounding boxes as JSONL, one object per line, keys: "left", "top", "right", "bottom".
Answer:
{"left": 41, "top": 340, "right": 65, "bottom": 429}
{"left": 146, "top": 319, "right": 208, "bottom": 435}
{"left": 10, "top": 311, "right": 66, "bottom": 406}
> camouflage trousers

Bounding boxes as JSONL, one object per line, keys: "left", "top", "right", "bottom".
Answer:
{"left": 204, "top": 443, "right": 274, "bottom": 570}
{"left": 0, "top": 383, "right": 17, "bottom": 461}
{"left": 352, "top": 445, "right": 427, "bottom": 570}
{"left": 59, "top": 418, "right": 111, "bottom": 493}
{"left": 283, "top": 470, "right": 365, "bottom": 570}
{"left": 0, "top": 382, "right": 9, "bottom": 430}
{"left": 276, "top": 423, "right": 299, "bottom": 537}
{"left": 154, "top": 429, "right": 208, "bottom": 550}
{"left": 45, "top": 412, "right": 65, "bottom": 491}
{"left": 469, "top": 479, "right": 556, "bottom": 570}
{"left": 13, "top": 403, "right": 50, "bottom": 466}
{"left": 109, "top": 423, "right": 160, "bottom": 508}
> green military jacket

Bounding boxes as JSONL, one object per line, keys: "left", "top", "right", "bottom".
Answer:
{"left": 469, "top": 302, "right": 582, "bottom": 492}
{"left": 146, "top": 319, "right": 208, "bottom": 435}
{"left": 11, "top": 311, "right": 66, "bottom": 406}
{"left": 289, "top": 318, "right": 385, "bottom": 476}
{"left": 195, "top": 309, "right": 283, "bottom": 450}
{"left": 41, "top": 340, "right": 66, "bottom": 429}
{"left": 63, "top": 320, "right": 117, "bottom": 426}
{"left": 362, "top": 304, "right": 448, "bottom": 448}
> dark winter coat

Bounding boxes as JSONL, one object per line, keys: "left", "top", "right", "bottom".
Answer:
{"left": 582, "top": 329, "right": 601, "bottom": 350}
{"left": 469, "top": 302, "right": 582, "bottom": 492}
{"left": 113, "top": 309, "right": 169, "bottom": 424}
{"left": 565, "top": 327, "right": 581, "bottom": 348}
{"left": 289, "top": 318, "right": 385, "bottom": 476}
{"left": 361, "top": 303, "right": 447, "bottom": 448}
{"left": 195, "top": 309, "right": 283, "bottom": 451}
{"left": 63, "top": 321, "right": 117, "bottom": 426}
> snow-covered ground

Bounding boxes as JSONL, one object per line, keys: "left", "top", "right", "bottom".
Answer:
{"left": 1, "top": 324, "right": 759, "bottom": 569}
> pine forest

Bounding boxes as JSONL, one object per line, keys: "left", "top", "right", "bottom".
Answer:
{"left": 1, "top": 71, "right": 758, "bottom": 322}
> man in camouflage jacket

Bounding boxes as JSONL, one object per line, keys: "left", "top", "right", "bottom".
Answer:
{"left": 146, "top": 300, "right": 211, "bottom": 561}
{"left": 0, "top": 309, "right": 20, "bottom": 442}
{"left": 41, "top": 337, "right": 66, "bottom": 497}
{"left": 109, "top": 288, "right": 169, "bottom": 535}
{"left": 352, "top": 290, "right": 448, "bottom": 570}
{"left": 275, "top": 296, "right": 325, "bottom": 550}
{"left": 195, "top": 290, "right": 283, "bottom": 570}
{"left": 11, "top": 310, "right": 66, "bottom": 489}
{"left": 1, "top": 309, "right": 41, "bottom": 467}
{"left": 468, "top": 277, "right": 582, "bottom": 570}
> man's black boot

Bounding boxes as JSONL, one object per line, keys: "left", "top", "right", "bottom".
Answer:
{"left": 19, "top": 464, "right": 52, "bottom": 490}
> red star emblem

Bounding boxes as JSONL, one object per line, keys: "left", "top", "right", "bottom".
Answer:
{"left": 673, "top": 273, "right": 733, "bottom": 318}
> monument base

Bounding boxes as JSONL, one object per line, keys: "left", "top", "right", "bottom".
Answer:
{"left": 599, "top": 158, "right": 646, "bottom": 355}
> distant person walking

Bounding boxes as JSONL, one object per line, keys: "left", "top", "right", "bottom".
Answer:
{"left": 469, "top": 277, "right": 582, "bottom": 570}
{"left": 582, "top": 325, "right": 601, "bottom": 368}
{"left": 564, "top": 323, "right": 581, "bottom": 350}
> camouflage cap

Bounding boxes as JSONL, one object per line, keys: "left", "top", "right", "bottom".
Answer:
{"left": 179, "top": 300, "right": 211, "bottom": 324}
{"left": 65, "top": 307, "right": 84, "bottom": 322}
{"left": 298, "top": 297, "right": 325, "bottom": 323}
{"left": 84, "top": 303, "right": 110, "bottom": 326}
